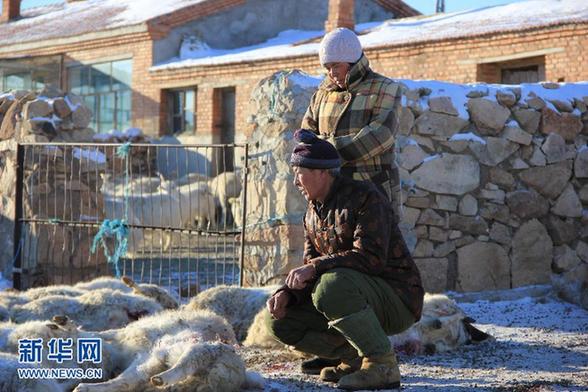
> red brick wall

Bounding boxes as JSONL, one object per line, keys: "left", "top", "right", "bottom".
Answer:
{"left": 151, "top": 23, "right": 588, "bottom": 138}
{"left": 4, "top": 21, "right": 587, "bottom": 138}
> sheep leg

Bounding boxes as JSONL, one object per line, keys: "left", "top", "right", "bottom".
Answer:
{"left": 150, "top": 343, "right": 226, "bottom": 387}
{"left": 73, "top": 353, "right": 159, "bottom": 392}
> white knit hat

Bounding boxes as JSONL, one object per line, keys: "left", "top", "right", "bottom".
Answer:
{"left": 319, "top": 27, "right": 363, "bottom": 66}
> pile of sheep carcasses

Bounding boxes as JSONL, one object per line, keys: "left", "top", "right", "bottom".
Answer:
{"left": 0, "top": 274, "right": 491, "bottom": 392}
{"left": 0, "top": 276, "right": 264, "bottom": 392}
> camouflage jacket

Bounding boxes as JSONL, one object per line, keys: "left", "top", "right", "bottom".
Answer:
{"left": 300, "top": 55, "right": 403, "bottom": 204}
{"left": 298, "top": 175, "right": 423, "bottom": 321}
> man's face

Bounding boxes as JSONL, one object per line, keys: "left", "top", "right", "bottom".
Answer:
{"left": 293, "top": 166, "right": 326, "bottom": 201}
{"left": 324, "top": 62, "right": 351, "bottom": 89}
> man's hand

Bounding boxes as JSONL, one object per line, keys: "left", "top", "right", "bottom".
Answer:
{"left": 285, "top": 264, "right": 316, "bottom": 290}
{"left": 266, "top": 290, "right": 290, "bottom": 320}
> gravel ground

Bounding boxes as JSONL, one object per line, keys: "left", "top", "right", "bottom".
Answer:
{"left": 240, "top": 286, "right": 588, "bottom": 391}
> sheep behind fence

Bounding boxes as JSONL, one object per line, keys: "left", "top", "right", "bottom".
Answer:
{"left": 13, "top": 142, "right": 248, "bottom": 299}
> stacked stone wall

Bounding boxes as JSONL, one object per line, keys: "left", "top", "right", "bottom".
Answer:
{"left": 242, "top": 71, "right": 588, "bottom": 309}
{"left": 0, "top": 87, "right": 108, "bottom": 286}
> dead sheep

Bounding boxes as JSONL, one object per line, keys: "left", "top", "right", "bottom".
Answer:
{"left": 243, "top": 291, "right": 491, "bottom": 356}
{"left": 389, "top": 293, "right": 492, "bottom": 355}
{"left": 0, "top": 352, "right": 64, "bottom": 392}
{"left": 186, "top": 285, "right": 279, "bottom": 342}
{"left": 73, "top": 308, "right": 263, "bottom": 392}
{"left": 10, "top": 289, "right": 163, "bottom": 330}
{"left": 76, "top": 276, "right": 179, "bottom": 309}
{"left": 74, "top": 277, "right": 132, "bottom": 292}
{"left": 0, "top": 316, "right": 115, "bottom": 391}
{"left": 121, "top": 276, "right": 179, "bottom": 310}
{"left": 1, "top": 276, "right": 178, "bottom": 314}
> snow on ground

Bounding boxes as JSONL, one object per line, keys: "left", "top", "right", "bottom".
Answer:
{"left": 240, "top": 286, "right": 588, "bottom": 391}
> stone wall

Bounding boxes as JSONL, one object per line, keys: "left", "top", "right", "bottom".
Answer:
{"left": 242, "top": 71, "right": 588, "bottom": 309}
{"left": 240, "top": 71, "right": 319, "bottom": 286}
{"left": 0, "top": 87, "right": 108, "bottom": 287}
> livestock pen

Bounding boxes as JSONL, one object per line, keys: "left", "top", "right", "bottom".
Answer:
{"left": 11, "top": 141, "right": 249, "bottom": 300}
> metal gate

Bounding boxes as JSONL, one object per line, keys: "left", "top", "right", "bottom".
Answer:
{"left": 12, "top": 141, "right": 249, "bottom": 300}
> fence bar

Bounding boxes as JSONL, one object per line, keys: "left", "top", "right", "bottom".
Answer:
{"left": 12, "top": 143, "right": 25, "bottom": 290}
{"left": 239, "top": 143, "right": 249, "bottom": 287}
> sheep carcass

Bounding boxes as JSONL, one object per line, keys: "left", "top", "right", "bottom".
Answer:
{"left": 73, "top": 308, "right": 262, "bottom": 392}
{"left": 186, "top": 285, "right": 278, "bottom": 342}
{"left": 10, "top": 289, "right": 163, "bottom": 330}
{"left": 389, "top": 293, "right": 491, "bottom": 355}
{"left": 0, "top": 316, "right": 115, "bottom": 390}
{"left": 242, "top": 291, "right": 491, "bottom": 356}
{"left": 0, "top": 352, "right": 64, "bottom": 392}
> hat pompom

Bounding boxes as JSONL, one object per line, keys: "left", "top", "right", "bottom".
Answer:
{"left": 294, "top": 128, "right": 318, "bottom": 144}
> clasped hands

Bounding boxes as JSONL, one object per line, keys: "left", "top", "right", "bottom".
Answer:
{"left": 266, "top": 264, "right": 316, "bottom": 320}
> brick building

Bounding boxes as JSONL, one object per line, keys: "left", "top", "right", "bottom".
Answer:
{"left": 1, "top": 0, "right": 587, "bottom": 144}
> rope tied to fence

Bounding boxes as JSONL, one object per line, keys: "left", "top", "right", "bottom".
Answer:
{"left": 90, "top": 219, "right": 128, "bottom": 277}
{"left": 90, "top": 141, "right": 132, "bottom": 277}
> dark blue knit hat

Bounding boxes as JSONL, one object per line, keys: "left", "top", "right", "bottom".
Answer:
{"left": 290, "top": 129, "right": 341, "bottom": 169}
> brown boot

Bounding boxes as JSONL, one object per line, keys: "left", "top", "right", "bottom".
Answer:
{"left": 337, "top": 352, "right": 401, "bottom": 390}
{"left": 319, "top": 356, "right": 361, "bottom": 383}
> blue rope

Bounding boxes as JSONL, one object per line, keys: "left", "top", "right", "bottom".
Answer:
{"left": 90, "top": 141, "right": 132, "bottom": 277}
{"left": 90, "top": 219, "right": 128, "bottom": 277}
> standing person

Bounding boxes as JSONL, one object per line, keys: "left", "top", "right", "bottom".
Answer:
{"left": 301, "top": 27, "right": 403, "bottom": 217}
{"left": 265, "top": 129, "right": 423, "bottom": 390}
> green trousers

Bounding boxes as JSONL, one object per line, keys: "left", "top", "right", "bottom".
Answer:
{"left": 265, "top": 268, "right": 414, "bottom": 358}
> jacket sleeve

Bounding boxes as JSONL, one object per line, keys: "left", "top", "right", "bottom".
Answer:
{"left": 334, "top": 82, "right": 402, "bottom": 163}
{"left": 309, "top": 191, "right": 392, "bottom": 276}
{"left": 300, "top": 91, "right": 319, "bottom": 132}
{"left": 271, "top": 213, "right": 320, "bottom": 306}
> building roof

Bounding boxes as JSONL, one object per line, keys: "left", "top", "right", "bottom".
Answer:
{"left": 0, "top": 0, "right": 212, "bottom": 48}
{"left": 0, "top": 0, "right": 418, "bottom": 51}
{"left": 151, "top": 0, "right": 588, "bottom": 71}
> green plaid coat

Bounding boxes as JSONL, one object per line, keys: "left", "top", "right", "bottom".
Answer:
{"left": 301, "top": 55, "right": 403, "bottom": 214}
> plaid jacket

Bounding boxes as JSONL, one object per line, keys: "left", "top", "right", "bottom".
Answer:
{"left": 299, "top": 176, "right": 424, "bottom": 321}
{"left": 301, "top": 55, "right": 403, "bottom": 208}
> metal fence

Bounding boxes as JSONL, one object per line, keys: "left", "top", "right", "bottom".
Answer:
{"left": 12, "top": 141, "right": 248, "bottom": 300}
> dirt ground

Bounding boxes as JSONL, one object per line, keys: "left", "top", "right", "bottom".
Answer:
{"left": 239, "top": 286, "right": 588, "bottom": 391}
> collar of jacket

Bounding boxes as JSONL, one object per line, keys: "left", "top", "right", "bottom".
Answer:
{"left": 320, "top": 54, "right": 371, "bottom": 92}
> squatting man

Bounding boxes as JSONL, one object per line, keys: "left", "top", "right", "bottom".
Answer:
{"left": 264, "top": 129, "right": 424, "bottom": 390}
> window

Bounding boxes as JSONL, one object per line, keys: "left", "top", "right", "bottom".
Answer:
{"left": 167, "top": 88, "right": 196, "bottom": 134}
{"left": 0, "top": 56, "right": 61, "bottom": 92}
{"left": 67, "top": 59, "right": 132, "bottom": 132}
{"left": 477, "top": 56, "right": 545, "bottom": 84}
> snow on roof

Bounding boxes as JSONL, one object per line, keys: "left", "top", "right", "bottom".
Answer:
{"left": 152, "top": 0, "right": 588, "bottom": 71}
{"left": 0, "top": 0, "right": 208, "bottom": 47}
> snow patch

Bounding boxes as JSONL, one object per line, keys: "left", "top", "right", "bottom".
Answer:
{"left": 72, "top": 148, "right": 106, "bottom": 164}
{"left": 449, "top": 133, "right": 486, "bottom": 144}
